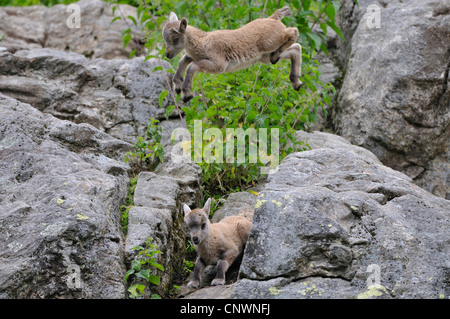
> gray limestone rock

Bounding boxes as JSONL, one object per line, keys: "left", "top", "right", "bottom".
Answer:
{"left": 333, "top": 0, "right": 450, "bottom": 198}
{"left": 231, "top": 148, "right": 450, "bottom": 299}
{"left": 0, "top": 48, "right": 172, "bottom": 144}
{"left": 0, "top": 93, "right": 132, "bottom": 298}
{"left": 0, "top": 0, "right": 142, "bottom": 59}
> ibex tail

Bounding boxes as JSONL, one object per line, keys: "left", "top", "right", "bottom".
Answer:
{"left": 269, "top": 6, "right": 293, "bottom": 21}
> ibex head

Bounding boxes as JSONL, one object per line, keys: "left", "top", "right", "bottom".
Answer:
{"left": 162, "top": 12, "right": 188, "bottom": 59}
{"left": 183, "top": 198, "right": 212, "bottom": 245}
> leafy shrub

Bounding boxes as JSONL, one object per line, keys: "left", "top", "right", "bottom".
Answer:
{"left": 124, "top": 237, "right": 165, "bottom": 299}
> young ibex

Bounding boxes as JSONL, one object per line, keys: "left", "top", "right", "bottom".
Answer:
{"left": 163, "top": 6, "right": 303, "bottom": 103}
{"left": 183, "top": 198, "right": 252, "bottom": 288}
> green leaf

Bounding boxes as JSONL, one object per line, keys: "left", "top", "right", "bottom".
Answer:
{"left": 128, "top": 284, "right": 145, "bottom": 298}
{"left": 123, "top": 33, "right": 132, "bottom": 49}
{"left": 307, "top": 32, "right": 322, "bottom": 51}
{"left": 123, "top": 269, "right": 135, "bottom": 282}
{"left": 149, "top": 274, "right": 161, "bottom": 285}
{"left": 324, "top": 3, "right": 336, "bottom": 22}
{"left": 151, "top": 262, "right": 165, "bottom": 272}
{"left": 325, "top": 19, "right": 345, "bottom": 40}
{"left": 158, "top": 90, "right": 168, "bottom": 108}
{"left": 129, "top": 49, "right": 137, "bottom": 59}
{"left": 111, "top": 16, "right": 121, "bottom": 24}
{"left": 145, "top": 20, "right": 156, "bottom": 30}
{"left": 296, "top": 10, "right": 313, "bottom": 17}
{"left": 302, "top": 0, "right": 312, "bottom": 10}
{"left": 165, "top": 104, "right": 175, "bottom": 120}
{"left": 136, "top": 269, "right": 151, "bottom": 282}
{"left": 152, "top": 66, "right": 164, "bottom": 72}
{"left": 127, "top": 15, "right": 138, "bottom": 27}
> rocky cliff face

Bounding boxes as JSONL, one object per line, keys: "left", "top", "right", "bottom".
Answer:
{"left": 0, "top": 93, "right": 131, "bottom": 298}
{"left": 0, "top": 0, "right": 181, "bottom": 298}
{"left": 332, "top": 0, "right": 450, "bottom": 199}
{"left": 0, "top": 0, "right": 141, "bottom": 59}
{"left": 185, "top": 132, "right": 450, "bottom": 299}
{"left": 0, "top": 48, "right": 171, "bottom": 144}
{"left": 233, "top": 140, "right": 450, "bottom": 299}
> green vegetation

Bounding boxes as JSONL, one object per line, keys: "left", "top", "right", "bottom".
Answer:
{"left": 119, "top": 175, "right": 138, "bottom": 235}
{"left": 125, "top": 0, "right": 341, "bottom": 199}
{"left": 124, "top": 117, "right": 164, "bottom": 173}
{"left": 124, "top": 237, "right": 164, "bottom": 299}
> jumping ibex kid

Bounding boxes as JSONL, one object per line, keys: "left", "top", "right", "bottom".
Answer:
{"left": 183, "top": 198, "right": 252, "bottom": 288}
{"left": 163, "top": 6, "right": 303, "bottom": 103}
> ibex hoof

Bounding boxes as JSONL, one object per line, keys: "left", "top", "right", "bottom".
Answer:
{"left": 270, "top": 50, "right": 281, "bottom": 64}
{"left": 187, "top": 280, "right": 200, "bottom": 289}
{"left": 293, "top": 81, "right": 303, "bottom": 91}
{"left": 173, "top": 77, "right": 183, "bottom": 94}
{"left": 211, "top": 278, "right": 225, "bottom": 286}
{"left": 182, "top": 93, "right": 194, "bottom": 103}
{"left": 270, "top": 55, "right": 280, "bottom": 64}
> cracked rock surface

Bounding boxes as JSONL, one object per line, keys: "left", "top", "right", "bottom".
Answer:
{"left": 333, "top": 0, "right": 450, "bottom": 199}
{"left": 0, "top": 48, "right": 171, "bottom": 144}
{"left": 0, "top": 93, "right": 132, "bottom": 298}
{"left": 231, "top": 148, "right": 450, "bottom": 299}
{"left": 0, "top": 0, "right": 141, "bottom": 59}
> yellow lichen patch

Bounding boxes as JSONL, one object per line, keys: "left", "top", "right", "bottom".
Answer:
{"left": 76, "top": 213, "right": 89, "bottom": 220}
{"left": 268, "top": 287, "right": 283, "bottom": 296}
{"left": 254, "top": 199, "right": 267, "bottom": 209}
{"left": 271, "top": 200, "right": 282, "bottom": 207}
{"left": 297, "top": 282, "right": 323, "bottom": 297}
{"left": 56, "top": 198, "right": 65, "bottom": 205}
{"left": 248, "top": 190, "right": 259, "bottom": 196}
{"left": 357, "top": 284, "right": 388, "bottom": 299}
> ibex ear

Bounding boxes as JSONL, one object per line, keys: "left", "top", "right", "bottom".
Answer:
{"left": 169, "top": 12, "right": 178, "bottom": 22}
{"left": 202, "top": 198, "right": 211, "bottom": 216}
{"left": 183, "top": 204, "right": 192, "bottom": 216}
{"left": 179, "top": 18, "right": 188, "bottom": 33}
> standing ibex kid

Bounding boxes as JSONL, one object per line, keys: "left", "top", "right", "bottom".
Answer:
{"left": 162, "top": 6, "right": 303, "bottom": 103}
{"left": 183, "top": 198, "right": 252, "bottom": 288}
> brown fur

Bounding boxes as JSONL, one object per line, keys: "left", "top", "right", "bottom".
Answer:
{"left": 183, "top": 198, "right": 252, "bottom": 288}
{"left": 163, "top": 6, "right": 303, "bottom": 103}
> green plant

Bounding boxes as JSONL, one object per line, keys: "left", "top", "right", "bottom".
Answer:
{"left": 119, "top": 175, "right": 138, "bottom": 235}
{"left": 182, "top": 240, "right": 196, "bottom": 278}
{"left": 124, "top": 117, "right": 164, "bottom": 172}
{"left": 183, "top": 259, "right": 195, "bottom": 274}
{"left": 111, "top": 0, "right": 350, "bottom": 198}
{"left": 124, "top": 237, "right": 165, "bottom": 299}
